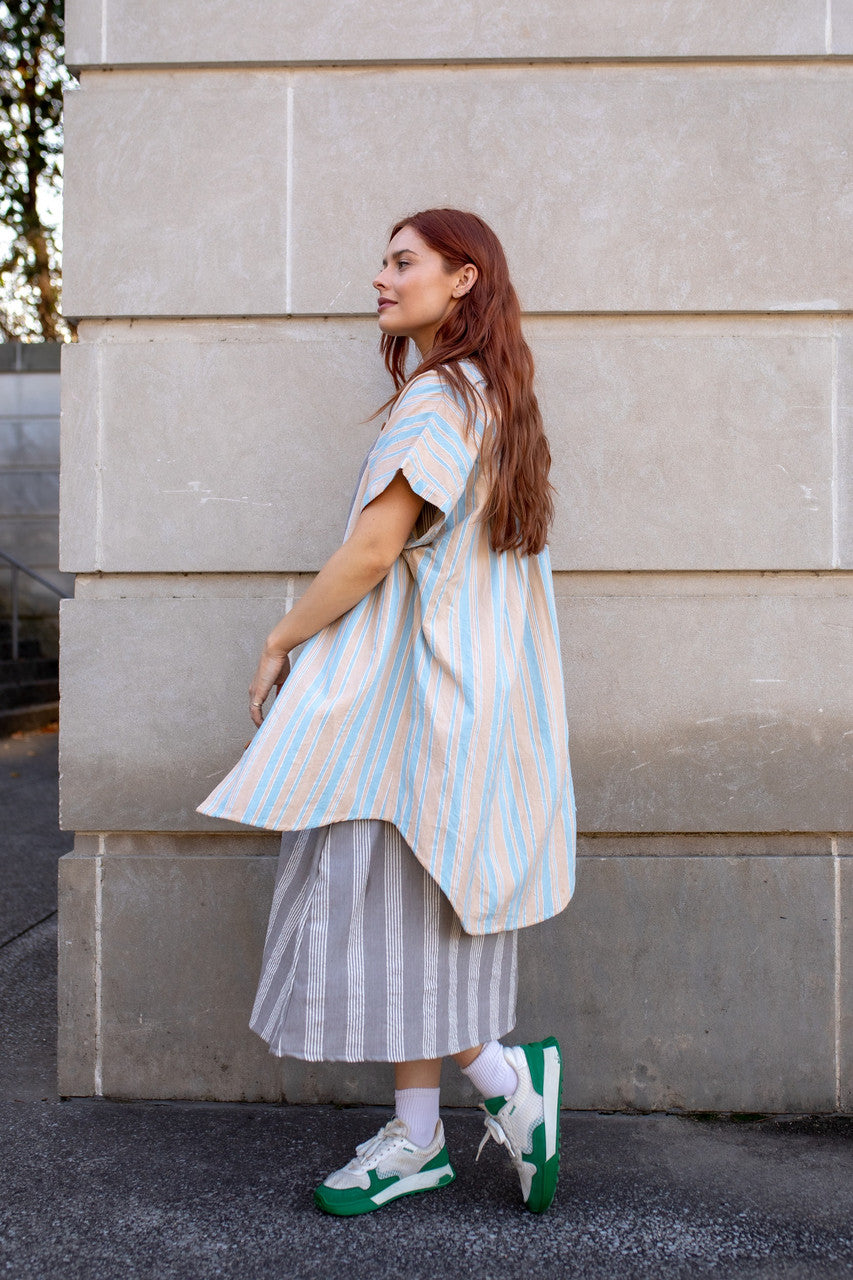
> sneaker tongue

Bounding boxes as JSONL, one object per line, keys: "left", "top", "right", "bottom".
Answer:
{"left": 484, "top": 1095, "right": 507, "bottom": 1116}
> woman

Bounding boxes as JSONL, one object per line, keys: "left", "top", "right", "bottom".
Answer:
{"left": 198, "top": 209, "right": 576, "bottom": 1216}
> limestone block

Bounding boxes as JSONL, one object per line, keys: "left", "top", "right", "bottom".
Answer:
{"left": 833, "top": 3, "right": 853, "bottom": 53}
{"left": 59, "top": 343, "right": 99, "bottom": 572}
{"left": 558, "top": 582, "right": 853, "bottom": 833}
{"left": 60, "top": 317, "right": 837, "bottom": 573}
{"left": 59, "top": 581, "right": 853, "bottom": 833}
{"left": 62, "top": 67, "right": 852, "bottom": 317}
{"left": 291, "top": 66, "right": 853, "bottom": 315}
{"left": 516, "top": 854, "right": 836, "bottom": 1112}
{"left": 90, "top": 854, "right": 283, "bottom": 1099}
{"left": 837, "top": 833, "right": 852, "bottom": 1111}
{"left": 59, "top": 323, "right": 386, "bottom": 573}
{"left": 0, "top": 372, "right": 60, "bottom": 417}
{"left": 59, "top": 594, "right": 293, "bottom": 832}
{"left": 65, "top": 0, "right": 826, "bottom": 66}
{"left": 58, "top": 841, "right": 837, "bottom": 1107}
{"left": 0, "top": 419, "right": 60, "bottom": 467}
{"left": 836, "top": 328, "right": 853, "bottom": 569}
{"left": 539, "top": 319, "right": 834, "bottom": 570}
{"left": 62, "top": 75, "right": 289, "bottom": 319}
{"left": 57, "top": 852, "right": 98, "bottom": 1097}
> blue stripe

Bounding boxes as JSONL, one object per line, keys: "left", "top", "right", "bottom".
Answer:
{"left": 198, "top": 364, "right": 576, "bottom": 934}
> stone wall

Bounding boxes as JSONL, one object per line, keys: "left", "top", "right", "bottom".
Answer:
{"left": 58, "top": 2, "right": 852, "bottom": 1110}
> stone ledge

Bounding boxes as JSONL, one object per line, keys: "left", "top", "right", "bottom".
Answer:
{"left": 64, "top": 0, "right": 829, "bottom": 66}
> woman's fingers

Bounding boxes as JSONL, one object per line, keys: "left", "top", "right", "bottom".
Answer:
{"left": 249, "top": 651, "right": 291, "bottom": 726}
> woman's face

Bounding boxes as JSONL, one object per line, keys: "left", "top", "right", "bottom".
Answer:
{"left": 373, "top": 226, "right": 475, "bottom": 356}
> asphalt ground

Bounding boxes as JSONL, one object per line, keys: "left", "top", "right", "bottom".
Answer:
{"left": 1, "top": 727, "right": 852, "bottom": 1280}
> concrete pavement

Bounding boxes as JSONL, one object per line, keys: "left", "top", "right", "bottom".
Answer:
{"left": 1, "top": 727, "right": 852, "bottom": 1279}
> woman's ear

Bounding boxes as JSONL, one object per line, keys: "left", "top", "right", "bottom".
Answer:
{"left": 453, "top": 263, "right": 478, "bottom": 298}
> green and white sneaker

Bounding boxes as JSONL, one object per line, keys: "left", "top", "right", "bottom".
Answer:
{"left": 476, "top": 1036, "right": 563, "bottom": 1213}
{"left": 314, "top": 1117, "right": 456, "bottom": 1217}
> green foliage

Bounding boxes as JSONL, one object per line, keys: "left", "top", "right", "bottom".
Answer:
{"left": 0, "top": 0, "right": 73, "bottom": 341}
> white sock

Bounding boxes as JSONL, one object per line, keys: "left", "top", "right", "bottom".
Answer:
{"left": 394, "top": 1087, "right": 441, "bottom": 1148}
{"left": 462, "top": 1040, "right": 519, "bottom": 1100}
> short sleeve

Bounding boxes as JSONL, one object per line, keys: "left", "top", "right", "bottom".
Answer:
{"left": 360, "top": 374, "right": 480, "bottom": 538}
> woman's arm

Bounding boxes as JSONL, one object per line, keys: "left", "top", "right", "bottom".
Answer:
{"left": 249, "top": 470, "right": 424, "bottom": 724}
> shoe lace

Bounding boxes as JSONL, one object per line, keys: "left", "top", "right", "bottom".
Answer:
{"left": 350, "top": 1118, "right": 409, "bottom": 1171}
{"left": 476, "top": 1108, "right": 522, "bottom": 1167}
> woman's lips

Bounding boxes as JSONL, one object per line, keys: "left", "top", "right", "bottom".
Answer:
{"left": 377, "top": 298, "right": 396, "bottom": 311}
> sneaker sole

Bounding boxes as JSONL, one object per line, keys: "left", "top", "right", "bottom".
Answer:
{"left": 522, "top": 1036, "right": 563, "bottom": 1213}
{"left": 314, "top": 1163, "right": 456, "bottom": 1217}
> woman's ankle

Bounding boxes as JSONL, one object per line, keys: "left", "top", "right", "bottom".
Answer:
{"left": 394, "top": 1086, "right": 441, "bottom": 1148}
{"left": 460, "top": 1040, "right": 519, "bottom": 1100}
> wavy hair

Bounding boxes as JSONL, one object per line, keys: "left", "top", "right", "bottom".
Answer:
{"left": 379, "top": 208, "right": 554, "bottom": 556}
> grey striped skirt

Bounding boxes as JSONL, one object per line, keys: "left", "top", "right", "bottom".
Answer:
{"left": 249, "top": 819, "right": 519, "bottom": 1062}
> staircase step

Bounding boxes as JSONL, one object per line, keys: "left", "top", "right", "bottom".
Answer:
{"left": 0, "top": 701, "right": 59, "bottom": 737}
{"left": 0, "top": 658, "right": 58, "bottom": 684}
{"left": 0, "top": 679, "right": 60, "bottom": 711}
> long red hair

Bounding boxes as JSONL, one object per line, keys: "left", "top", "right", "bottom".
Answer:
{"left": 380, "top": 208, "right": 554, "bottom": 556}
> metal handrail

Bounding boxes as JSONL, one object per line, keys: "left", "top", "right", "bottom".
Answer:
{"left": 0, "top": 549, "right": 71, "bottom": 662}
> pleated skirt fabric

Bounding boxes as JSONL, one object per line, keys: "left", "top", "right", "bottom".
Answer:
{"left": 249, "top": 819, "right": 519, "bottom": 1063}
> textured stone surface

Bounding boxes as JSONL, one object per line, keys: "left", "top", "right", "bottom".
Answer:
{"left": 290, "top": 65, "right": 853, "bottom": 315}
{"left": 55, "top": 844, "right": 837, "bottom": 1109}
{"left": 833, "top": 1, "right": 853, "bottom": 53}
{"left": 535, "top": 319, "right": 834, "bottom": 569}
{"left": 98, "top": 832, "right": 278, "bottom": 859}
{"left": 57, "top": 853, "right": 97, "bottom": 1097}
{"left": 62, "top": 75, "right": 289, "bottom": 318}
{"left": 65, "top": 0, "right": 828, "bottom": 65}
{"left": 62, "top": 68, "right": 853, "bottom": 317}
{"left": 836, "top": 326, "right": 853, "bottom": 569}
{"left": 58, "top": 317, "right": 838, "bottom": 573}
{"left": 59, "top": 595, "right": 290, "bottom": 833}
{"left": 58, "top": 343, "right": 99, "bottom": 572}
{"left": 59, "top": 583, "right": 853, "bottom": 834}
{"left": 516, "top": 854, "right": 837, "bottom": 1113}
{"left": 841, "top": 856, "right": 853, "bottom": 1112}
{"left": 558, "top": 582, "right": 853, "bottom": 833}
{"left": 59, "top": 323, "right": 385, "bottom": 573}
{"left": 98, "top": 855, "right": 283, "bottom": 1100}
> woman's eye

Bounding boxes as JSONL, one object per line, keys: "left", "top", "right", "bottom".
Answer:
{"left": 397, "top": 260, "right": 411, "bottom": 270}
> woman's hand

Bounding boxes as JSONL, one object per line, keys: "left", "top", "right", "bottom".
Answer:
{"left": 249, "top": 643, "right": 291, "bottom": 727}
{"left": 245, "top": 473, "right": 424, "bottom": 730}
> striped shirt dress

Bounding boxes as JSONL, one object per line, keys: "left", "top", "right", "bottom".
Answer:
{"left": 198, "top": 364, "right": 576, "bottom": 1063}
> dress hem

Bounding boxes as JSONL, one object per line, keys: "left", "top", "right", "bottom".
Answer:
{"left": 252, "top": 1015, "right": 518, "bottom": 1064}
